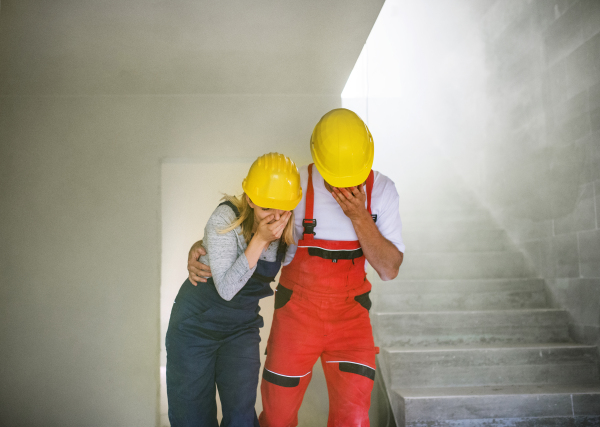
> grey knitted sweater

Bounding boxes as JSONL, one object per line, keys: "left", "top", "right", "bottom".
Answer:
{"left": 199, "top": 204, "right": 280, "bottom": 301}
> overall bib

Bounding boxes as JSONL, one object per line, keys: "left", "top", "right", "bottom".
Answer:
{"left": 166, "top": 201, "right": 281, "bottom": 427}
{"left": 259, "top": 165, "right": 378, "bottom": 427}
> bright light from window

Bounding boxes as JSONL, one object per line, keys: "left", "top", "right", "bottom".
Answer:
{"left": 341, "top": 0, "right": 488, "bottom": 195}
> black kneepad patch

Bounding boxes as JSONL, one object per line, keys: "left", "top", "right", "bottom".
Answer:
{"left": 274, "top": 284, "right": 293, "bottom": 309}
{"left": 262, "top": 369, "right": 300, "bottom": 387}
{"left": 339, "top": 362, "right": 375, "bottom": 381}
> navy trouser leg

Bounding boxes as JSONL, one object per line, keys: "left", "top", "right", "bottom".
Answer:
{"left": 216, "top": 329, "right": 261, "bottom": 427}
{"left": 166, "top": 315, "right": 220, "bottom": 427}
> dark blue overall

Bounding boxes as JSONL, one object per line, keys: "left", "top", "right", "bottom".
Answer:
{"left": 166, "top": 202, "right": 281, "bottom": 427}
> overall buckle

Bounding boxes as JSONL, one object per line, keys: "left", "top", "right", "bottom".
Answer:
{"left": 302, "top": 218, "right": 317, "bottom": 235}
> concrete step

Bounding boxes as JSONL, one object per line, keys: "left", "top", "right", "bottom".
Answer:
{"left": 391, "top": 384, "right": 600, "bottom": 426}
{"left": 397, "top": 252, "right": 532, "bottom": 280}
{"left": 381, "top": 344, "right": 599, "bottom": 389}
{"left": 373, "top": 309, "right": 571, "bottom": 347}
{"left": 404, "top": 416, "right": 600, "bottom": 427}
{"left": 370, "top": 279, "right": 547, "bottom": 311}
{"left": 402, "top": 228, "right": 511, "bottom": 252}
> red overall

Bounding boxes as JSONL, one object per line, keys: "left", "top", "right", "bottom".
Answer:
{"left": 259, "top": 164, "right": 378, "bottom": 427}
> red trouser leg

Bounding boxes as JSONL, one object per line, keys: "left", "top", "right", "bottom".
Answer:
{"left": 259, "top": 293, "right": 323, "bottom": 427}
{"left": 321, "top": 294, "right": 376, "bottom": 427}
{"left": 259, "top": 291, "right": 376, "bottom": 427}
{"left": 321, "top": 350, "right": 375, "bottom": 427}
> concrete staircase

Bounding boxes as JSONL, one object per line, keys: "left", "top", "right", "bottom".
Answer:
{"left": 370, "top": 190, "right": 600, "bottom": 426}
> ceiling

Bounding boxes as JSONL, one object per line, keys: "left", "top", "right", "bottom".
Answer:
{"left": 0, "top": 0, "right": 385, "bottom": 95}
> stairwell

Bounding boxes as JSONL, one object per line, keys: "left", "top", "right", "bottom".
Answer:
{"left": 370, "top": 183, "right": 600, "bottom": 426}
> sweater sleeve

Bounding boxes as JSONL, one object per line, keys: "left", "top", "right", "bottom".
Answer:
{"left": 203, "top": 206, "right": 257, "bottom": 301}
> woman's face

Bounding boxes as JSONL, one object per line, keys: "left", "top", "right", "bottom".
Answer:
{"left": 246, "top": 195, "right": 287, "bottom": 223}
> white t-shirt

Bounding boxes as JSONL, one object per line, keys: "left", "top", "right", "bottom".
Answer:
{"left": 283, "top": 165, "right": 405, "bottom": 270}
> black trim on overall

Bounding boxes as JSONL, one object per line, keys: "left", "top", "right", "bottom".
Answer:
{"left": 354, "top": 291, "right": 372, "bottom": 311}
{"left": 274, "top": 284, "right": 293, "bottom": 309}
{"left": 339, "top": 362, "right": 376, "bottom": 380}
{"left": 307, "top": 247, "right": 364, "bottom": 260}
{"left": 219, "top": 200, "right": 240, "bottom": 216}
{"left": 251, "top": 272, "right": 277, "bottom": 283}
{"left": 262, "top": 369, "right": 300, "bottom": 387}
{"left": 303, "top": 209, "right": 377, "bottom": 261}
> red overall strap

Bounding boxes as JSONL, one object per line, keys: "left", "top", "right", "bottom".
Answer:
{"left": 301, "top": 164, "right": 316, "bottom": 241}
{"left": 306, "top": 164, "right": 315, "bottom": 220}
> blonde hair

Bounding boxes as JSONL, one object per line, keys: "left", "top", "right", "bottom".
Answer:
{"left": 219, "top": 193, "right": 296, "bottom": 247}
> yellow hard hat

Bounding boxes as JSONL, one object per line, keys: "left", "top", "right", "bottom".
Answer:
{"left": 242, "top": 153, "right": 302, "bottom": 211}
{"left": 310, "top": 108, "right": 374, "bottom": 187}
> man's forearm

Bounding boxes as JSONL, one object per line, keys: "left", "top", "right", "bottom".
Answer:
{"left": 352, "top": 212, "right": 403, "bottom": 281}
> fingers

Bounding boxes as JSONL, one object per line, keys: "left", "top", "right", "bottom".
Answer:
{"left": 189, "top": 266, "right": 212, "bottom": 279}
{"left": 351, "top": 184, "right": 365, "bottom": 197}
{"left": 277, "top": 211, "right": 291, "bottom": 225}
{"left": 332, "top": 188, "right": 350, "bottom": 210}
{"left": 334, "top": 187, "right": 348, "bottom": 201}
{"left": 188, "top": 240, "right": 206, "bottom": 260}
{"left": 189, "top": 270, "right": 208, "bottom": 285}
{"left": 188, "top": 264, "right": 209, "bottom": 285}
{"left": 188, "top": 260, "right": 212, "bottom": 279}
{"left": 188, "top": 248, "right": 203, "bottom": 262}
{"left": 276, "top": 215, "right": 289, "bottom": 232}
{"left": 257, "top": 211, "right": 292, "bottom": 242}
{"left": 187, "top": 240, "right": 210, "bottom": 286}
{"left": 274, "top": 221, "right": 287, "bottom": 239}
{"left": 264, "top": 211, "right": 290, "bottom": 240}
{"left": 335, "top": 186, "right": 365, "bottom": 206}
{"left": 339, "top": 187, "right": 353, "bottom": 199}
{"left": 260, "top": 214, "right": 275, "bottom": 226}
{"left": 189, "top": 272, "right": 208, "bottom": 286}
{"left": 273, "top": 212, "right": 291, "bottom": 230}
{"left": 331, "top": 185, "right": 368, "bottom": 221}
{"left": 266, "top": 212, "right": 290, "bottom": 228}
{"left": 340, "top": 186, "right": 363, "bottom": 200}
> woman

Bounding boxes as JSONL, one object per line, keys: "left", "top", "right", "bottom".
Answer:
{"left": 166, "top": 153, "right": 302, "bottom": 427}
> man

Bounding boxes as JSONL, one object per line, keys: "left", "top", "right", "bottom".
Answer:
{"left": 188, "top": 108, "right": 404, "bottom": 426}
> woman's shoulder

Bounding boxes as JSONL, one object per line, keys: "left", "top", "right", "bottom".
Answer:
{"left": 207, "top": 203, "right": 239, "bottom": 228}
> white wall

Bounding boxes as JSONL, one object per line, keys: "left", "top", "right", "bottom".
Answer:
{"left": 0, "top": 94, "right": 334, "bottom": 426}
{"left": 0, "top": 1, "right": 383, "bottom": 424}
{"left": 342, "top": 0, "right": 488, "bottom": 197}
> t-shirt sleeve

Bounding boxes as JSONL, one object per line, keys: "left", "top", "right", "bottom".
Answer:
{"left": 204, "top": 206, "right": 257, "bottom": 301}
{"left": 375, "top": 177, "right": 405, "bottom": 253}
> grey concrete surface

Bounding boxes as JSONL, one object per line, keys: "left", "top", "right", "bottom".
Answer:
{"left": 382, "top": 344, "right": 599, "bottom": 388}
{"left": 373, "top": 278, "right": 547, "bottom": 312}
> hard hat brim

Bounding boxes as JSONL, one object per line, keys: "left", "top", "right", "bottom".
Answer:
{"left": 313, "top": 160, "right": 373, "bottom": 188}
{"left": 242, "top": 184, "right": 303, "bottom": 211}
